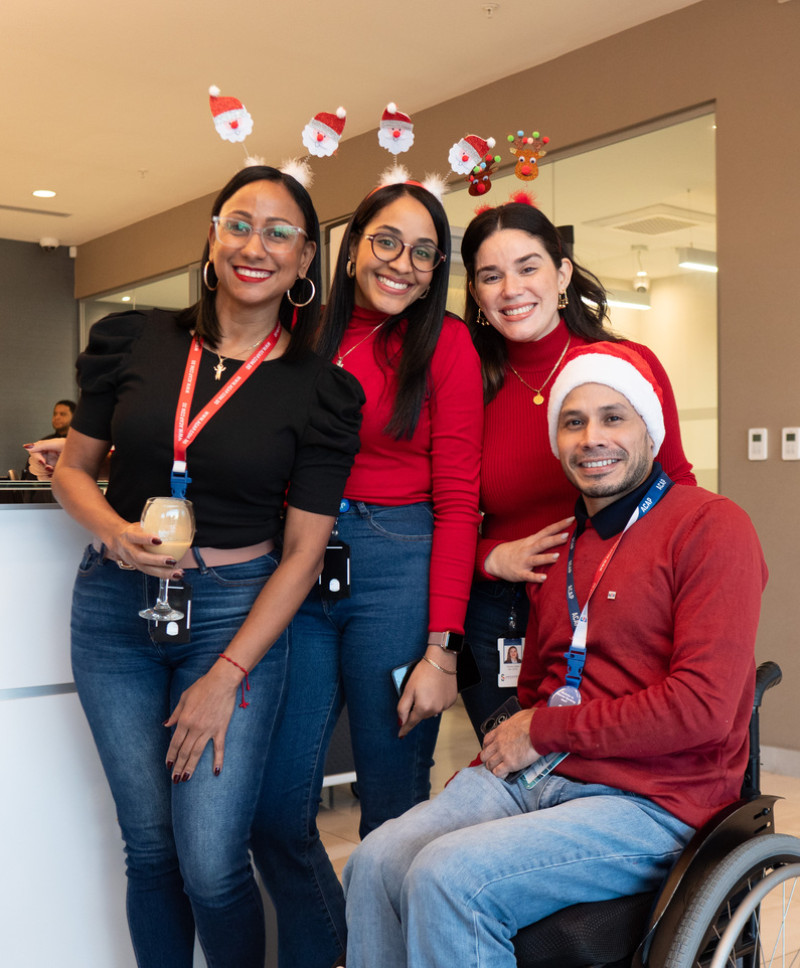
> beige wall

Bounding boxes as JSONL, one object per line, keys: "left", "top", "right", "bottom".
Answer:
{"left": 75, "top": 0, "right": 800, "bottom": 756}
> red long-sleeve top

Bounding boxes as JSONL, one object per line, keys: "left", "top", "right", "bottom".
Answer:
{"left": 338, "top": 307, "right": 483, "bottom": 633}
{"left": 477, "top": 320, "right": 696, "bottom": 577}
{"left": 521, "top": 479, "right": 768, "bottom": 829}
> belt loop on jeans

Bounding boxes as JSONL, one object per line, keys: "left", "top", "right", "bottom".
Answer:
{"left": 191, "top": 547, "right": 209, "bottom": 574}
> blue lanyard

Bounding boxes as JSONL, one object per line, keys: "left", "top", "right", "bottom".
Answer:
{"left": 560, "top": 472, "right": 673, "bottom": 698}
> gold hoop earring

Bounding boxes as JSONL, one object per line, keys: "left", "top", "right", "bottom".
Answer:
{"left": 417, "top": 286, "right": 430, "bottom": 301}
{"left": 286, "top": 276, "right": 316, "bottom": 308}
{"left": 203, "top": 260, "right": 218, "bottom": 292}
{"left": 476, "top": 307, "right": 491, "bottom": 328}
{"left": 346, "top": 258, "right": 356, "bottom": 279}
{"left": 558, "top": 291, "right": 569, "bottom": 310}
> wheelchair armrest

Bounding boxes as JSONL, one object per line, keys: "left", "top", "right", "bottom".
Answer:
{"left": 635, "top": 794, "right": 779, "bottom": 967}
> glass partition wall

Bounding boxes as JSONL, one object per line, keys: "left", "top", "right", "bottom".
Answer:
{"left": 80, "top": 109, "right": 717, "bottom": 489}
{"left": 443, "top": 109, "right": 718, "bottom": 490}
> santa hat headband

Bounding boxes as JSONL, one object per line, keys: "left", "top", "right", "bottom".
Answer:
{"left": 547, "top": 343, "right": 665, "bottom": 458}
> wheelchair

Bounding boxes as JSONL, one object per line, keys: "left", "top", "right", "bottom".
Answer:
{"left": 513, "top": 661, "right": 800, "bottom": 968}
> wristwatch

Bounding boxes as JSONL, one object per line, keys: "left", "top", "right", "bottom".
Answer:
{"left": 427, "top": 631, "right": 464, "bottom": 654}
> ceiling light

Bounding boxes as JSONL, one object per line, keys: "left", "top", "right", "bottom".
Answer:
{"left": 121, "top": 295, "right": 132, "bottom": 302}
{"left": 32, "top": 189, "right": 57, "bottom": 198}
{"left": 677, "top": 247, "right": 718, "bottom": 273}
{"left": 606, "top": 290, "right": 651, "bottom": 311}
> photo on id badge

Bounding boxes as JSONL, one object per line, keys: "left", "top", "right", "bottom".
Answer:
{"left": 498, "top": 636, "right": 524, "bottom": 687}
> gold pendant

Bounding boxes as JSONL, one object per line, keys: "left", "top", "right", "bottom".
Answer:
{"left": 335, "top": 359, "right": 344, "bottom": 367}
{"left": 533, "top": 392, "right": 544, "bottom": 405}
{"left": 214, "top": 361, "right": 226, "bottom": 381}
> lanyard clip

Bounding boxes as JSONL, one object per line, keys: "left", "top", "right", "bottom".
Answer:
{"left": 171, "top": 461, "right": 192, "bottom": 499}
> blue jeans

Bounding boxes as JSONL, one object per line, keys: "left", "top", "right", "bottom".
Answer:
{"left": 71, "top": 544, "right": 287, "bottom": 968}
{"left": 252, "top": 502, "right": 439, "bottom": 968}
{"left": 461, "top": 579, "right": 530, "bottom": 739}
{"left": 342, "top": 766, "right": 693, "bottom": 968}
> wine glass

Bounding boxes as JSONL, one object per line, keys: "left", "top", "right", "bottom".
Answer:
{"left": 138, "top": 497, "right": 195, "bottom": 621}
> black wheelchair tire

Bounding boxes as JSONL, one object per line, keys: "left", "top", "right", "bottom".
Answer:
{"left": 663, "top": 832, "right": 800, "bottom": 968}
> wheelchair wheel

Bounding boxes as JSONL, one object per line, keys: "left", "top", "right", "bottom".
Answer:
{"left": 663, "top": 833, "right": 800, "bottom": 968}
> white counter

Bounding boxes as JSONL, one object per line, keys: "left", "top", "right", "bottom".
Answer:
{"left": 0, "top": 503, "right": 277, "bottom": 967}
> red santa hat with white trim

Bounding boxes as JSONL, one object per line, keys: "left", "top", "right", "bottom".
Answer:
{"left": 302, "top": 106, "right": 347, "bottom": 157}
{"left": 547, "top": 342, "right": 665, "bottom": 457}
{"left": 448, "top": 133, "right": 497, "bottom": 175}
{"left": 378, "top": 102, "right": 415, "bottom": 154}
{"left": 208, "top": 86, "right": 254, "bottom": 143}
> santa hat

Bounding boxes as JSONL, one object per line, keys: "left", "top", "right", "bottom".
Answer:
{"left": 378, "top": 102, "right": 415, "bottom": 154}
{"left": 208, "top": 86, "right": 253, "bottom": 143}
{"left": 302, "top": 106, "right": 347, "bottom": 156}
{"left": 449, "top": 133, "right": 497, "bottom": 174}
{"left": 547, "top": 343, "right": 665, "bottom": 457}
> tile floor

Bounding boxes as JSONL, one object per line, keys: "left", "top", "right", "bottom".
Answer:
{"left": 318, "top": 697, "right": 800, "bottom": 954}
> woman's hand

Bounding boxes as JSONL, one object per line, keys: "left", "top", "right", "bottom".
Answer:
{"left": 397, "top": 647, "right": 458, "bottom": 738}
{"left": 483, "top": 516, "right": 574, "bottom": 583}
{"left": 23, "top": 438, "right": 66, "bottom": 479}
{"left": 105, "top": 521, "right": 185, "bottom": 579}
{"left": 164, "top": 659, "right": 242, "bottom": 781}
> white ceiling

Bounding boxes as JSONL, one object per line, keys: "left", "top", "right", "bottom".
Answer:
{"left": 2, "top": 0, "right": 703, "bottom": 247}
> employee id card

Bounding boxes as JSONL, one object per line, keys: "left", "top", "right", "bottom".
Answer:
{"left": 497, "top": 636, "right": 524, "bottom": 688}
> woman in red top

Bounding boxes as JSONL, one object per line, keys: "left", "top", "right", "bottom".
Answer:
{"left": 459, "top": 199, "right": 695, "bottom": 737}
{"left": 252, "top": 178, "right": 484, "bottom": 968}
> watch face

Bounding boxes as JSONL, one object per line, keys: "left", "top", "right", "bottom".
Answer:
{"left": 444, "top": 632, "right": 464, "bottom": 653}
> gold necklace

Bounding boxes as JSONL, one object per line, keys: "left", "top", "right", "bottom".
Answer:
{"left": 335, "top": 319, "right": 388, "bottom": 367}
{"left": 213, "top": 330, "right": 271, "bottom": 381}
{"left": 507, "top": 335, "right": 571, "bottom": 405}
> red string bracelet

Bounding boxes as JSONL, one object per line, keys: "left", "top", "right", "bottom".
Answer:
{"left": 218, "top": 653, "right": 250, "bottom": 708}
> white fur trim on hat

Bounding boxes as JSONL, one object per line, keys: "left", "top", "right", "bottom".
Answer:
{"left": 547, "top": 352, "right": 665, "bottom": 457}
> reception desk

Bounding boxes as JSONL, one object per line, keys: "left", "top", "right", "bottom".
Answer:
{"left": 0, "top": 493, "right": 279, "bottom": 967}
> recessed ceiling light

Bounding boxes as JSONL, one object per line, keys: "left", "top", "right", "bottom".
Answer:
{"left": 32, "top": 189, "right": 57, "bottom": 198}
{"left": 121, "top": 295, "right": 132, "bottom": 302}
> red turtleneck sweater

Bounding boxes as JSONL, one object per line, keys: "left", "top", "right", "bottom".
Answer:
{"left": 337, "top": 306, "right": 484, "bottom": 633}
{"left": 477, "top": 320, "right": 696, "bottom": 577}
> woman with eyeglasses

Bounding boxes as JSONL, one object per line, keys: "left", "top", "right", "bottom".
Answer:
{"left": 251, "top": 177, "right": 484, "bottom": 968}
{"left": 51, "top": 164, "right": 363, "bottom": 968}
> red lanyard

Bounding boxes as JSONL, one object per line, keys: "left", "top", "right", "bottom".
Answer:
{"left": 171, "top": 321, "right": 282, "bottom": 497}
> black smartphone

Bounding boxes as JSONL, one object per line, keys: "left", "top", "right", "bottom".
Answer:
{"left": 391, "top": 660, "right": 418, "bottom": 696}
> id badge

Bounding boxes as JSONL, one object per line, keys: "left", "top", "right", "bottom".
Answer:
{"left": 318, "top": 541, "right": 350, "bottom": 600}
{"left": 497, "top": 636, "right": 524, "bottom": 688}
{"left": 149, "top": 580, "right": 193, "bottom": 643}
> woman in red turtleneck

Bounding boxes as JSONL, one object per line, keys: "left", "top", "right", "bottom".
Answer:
{"left": 252, "top": 179, "right": 483, "bottom": 968}
{"left": 459, "top": 199, "right": 695, "bottom": 737}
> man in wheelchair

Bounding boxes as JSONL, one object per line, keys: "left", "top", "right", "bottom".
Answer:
{"left": 341, "top": 342, "right": 768, "bottom": 968}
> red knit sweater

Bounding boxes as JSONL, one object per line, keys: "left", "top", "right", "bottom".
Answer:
{"left": 477, "top": 320, "right": 696, "bottom": 577}
{"left": 521, "top": 481, "right": 768, "bottom": 829}
{"left": 338, "top": 307, "right": 483, "bottom": 633}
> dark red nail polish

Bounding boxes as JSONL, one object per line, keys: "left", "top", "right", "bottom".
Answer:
{"left": 152, "top": 537, "right": 163, "bottom": 545}
{"left": 214, "top": 767, "right": 221, "bottom": 777}
{"left": 166, "top": 760, "right": 174, "bottom": 771}
{"left": 172, "top": 773, "right": 181, "bottom": 785}
{"left": 165, "top": 558, "right": 177, "bottom": 566}
{"left": 181, "top": 772, "right": 190, "bottom": 783}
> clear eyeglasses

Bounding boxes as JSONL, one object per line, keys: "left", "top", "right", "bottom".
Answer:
{"left": 364, "top": 233, "right": 446, "bottom": 272}
{"left": 212, "top": 216, "right": 308, "bottom": 251}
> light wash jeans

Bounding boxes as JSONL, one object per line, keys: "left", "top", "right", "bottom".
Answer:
{"left": 252, "top": 501, "right": 439, "bottom": 968}
{"left": 71, "top": 544, "right": 287, "bottom": 968}
{"left": 343, "top": 765, "right": 693, "bottom": 968}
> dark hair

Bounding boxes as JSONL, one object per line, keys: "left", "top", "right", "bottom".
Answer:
{"left": 461, "top": 203, "right": 617, "bottom": 403}
{"left": 317, "top": 183, "right": 451, "bottom": 439}
{"left": 54, "top": 399, "right": 76, "bottom": 413}
{"left": 178, "top": 165, "right": 321, "bottom": 362}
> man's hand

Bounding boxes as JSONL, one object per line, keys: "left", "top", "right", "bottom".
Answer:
{"left": 480, "top": 708, "right": 538, "bottom": 779}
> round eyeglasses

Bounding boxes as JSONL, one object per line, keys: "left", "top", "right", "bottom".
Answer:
{"left": 364, "top": 233, "right": 446, "bottom": 272}
{"left": 212, "top": 216, "right": 307, "bottom": 251}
